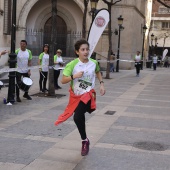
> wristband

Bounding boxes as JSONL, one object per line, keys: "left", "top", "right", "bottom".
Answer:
{"left": 100, "top": 81, "right": 104, "bottom": 84}
{"left": 71, "top": 75, "right": 74, "bottom": 80}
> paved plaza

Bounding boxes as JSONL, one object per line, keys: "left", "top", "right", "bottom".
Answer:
{"left": 0, "top": 67, "right": 170, "bottom": 170}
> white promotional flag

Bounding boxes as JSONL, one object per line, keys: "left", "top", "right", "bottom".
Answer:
{"left": 162, "top": 49, "right": 168, "bottom": 61}
{"left": 87, "top": 9, "right": 110, "bottom": 58}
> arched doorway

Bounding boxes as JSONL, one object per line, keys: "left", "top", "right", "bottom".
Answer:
{"left": 44, "top": 16, "right": 67, "bottom": 55}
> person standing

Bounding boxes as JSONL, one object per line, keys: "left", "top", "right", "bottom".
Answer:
{"left": 54, "top": 49, "right": 63, "bottom": 89}
{"left": 153, "top": 54, "right": 158, "bottom": 71}
{"left": 15, "top": 40, "right": 32, "bottom": 102}
{"left": 134, "top": 51, "right": 141, "bottom": 77}
{"left": 55, "top": 39, "right": 105, "bottom": 156}
{"left": 38, "top": 44, "right": 49, "bottom": 92}
{"left": 110, "top": 51, "right": 115, "bottom": 72}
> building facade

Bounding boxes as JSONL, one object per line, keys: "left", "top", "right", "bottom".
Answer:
{"left": 150, "top": 0, "right": 170, "bottom": 57}
{"left": 0, "top": 0, "right": 152, "bottom": 69}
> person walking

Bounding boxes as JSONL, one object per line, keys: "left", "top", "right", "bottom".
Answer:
{"left": 134, "top": 51, "right": 141, "bottom": 77}
{"left": 38, "top": 44, "right": 49, "bottom": 92}
{"left": 153, "top": 54, "right": 158, "bottom": 71}
{"left": 55, "top": 39, "right": 105, "bottom": 156}
{"left": 15, "top": 40, "right": 32, "bottom": 102}
{"left": 53, "top": 49, "right": 63, "bottom": 89}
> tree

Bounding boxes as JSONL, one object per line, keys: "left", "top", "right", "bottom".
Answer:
{"left": 82, "top": 0, "right": 90, "bottom": 38}
{"left": 102, "top": 0, "right": 122, "bottom": 79}
{"left": 48, "top": 0, "right": 57, "bottom": 96}
{"left": 156, "top": 0, "right": 170, "bottom": 8}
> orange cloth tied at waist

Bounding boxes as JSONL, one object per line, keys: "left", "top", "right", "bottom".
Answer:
{"left": 54, "top": 88, "right": 96, "bottom": 126}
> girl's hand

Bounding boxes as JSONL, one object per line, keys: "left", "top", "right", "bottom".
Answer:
{"left": 74, "top": 71, "right": 84, "bottom": 79}
{"left": 100, "top": 84, "right": 105, "bottom": 96}
{"left": 0, "top": 50, "right": 8, "bottom": 56}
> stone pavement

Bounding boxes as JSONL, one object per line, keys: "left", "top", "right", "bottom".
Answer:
{"left": 0, "top": 67, "right": 170, "bottom": 170}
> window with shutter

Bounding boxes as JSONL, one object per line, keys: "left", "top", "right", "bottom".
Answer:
{"left": 3, "top": 0, "right": 12, "bottom": 35}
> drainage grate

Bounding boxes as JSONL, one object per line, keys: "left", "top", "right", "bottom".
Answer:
{"left": 104, "top": 111, "right": 116, "bottom": 115}
{"left": 139, "top": 83, "right": 144, "bottom": 85}
{"left": 133, "top": 141, "right": 168, "bottom": 151}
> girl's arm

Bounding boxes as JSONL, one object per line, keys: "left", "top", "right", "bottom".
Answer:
{"left": 96, "top": 71, "right": 105, "bottom": 96}
{"left": 38, "top": 59, "right": 42, "bottom": 71}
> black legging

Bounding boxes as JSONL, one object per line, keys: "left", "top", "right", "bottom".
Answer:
{"left": 54, "top": 70, "right": 60, "bottom": 88}
{"left": 39, "top": 71, "right": 48, "bottom": 90}
{"left": 16, "top": 72, "right": 30, "bottom": 97}
{"left": 135, "top": 62, "right": 141, "bottom": 75}
{"left": 73, "top": 100, "right": 93, "bottom": 140}
{"left": 153, "top": 63, "right": 157, "bottom": 70}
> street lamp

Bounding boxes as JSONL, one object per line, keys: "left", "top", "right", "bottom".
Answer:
{"left": 116, "top": 15, "right": 124, "bottom": 72}
{"left": 150, "top": 33, "right": 154, "bottom": 56}
{"left": 151, "top": 33, "right": 154, "bottom": 46}
{"left": 90, "top": 0, "right": 99, "bottom": 21}
{"left": 154, "top": 36, "right": 157, "bottom": 54}
{"left": 141, "top": 24, "right": 147, "bottom": 70}
{"left": 7, "top": 0, "right": 17, "bottom": 103}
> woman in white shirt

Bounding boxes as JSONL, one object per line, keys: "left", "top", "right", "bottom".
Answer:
{"left": 134, "top": 51, "right": 141, "bottom": 77}
{"left": 53, "top": 49, "right": 63, "bottom": 89}
{"left": 38, "top": 44, "right": 49, "bottom": 92}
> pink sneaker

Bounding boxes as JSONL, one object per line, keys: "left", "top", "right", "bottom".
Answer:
{"left": 81, "top": 138, "right": 90, "bottom": 156}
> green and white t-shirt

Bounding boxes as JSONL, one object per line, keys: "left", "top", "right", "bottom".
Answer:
{"left": 63, "top": 58, "right": 100, "bottom": 95}
{"left": 134, "top": 55, "right": 141, "bottom": 62}
{"left": 39, "top": 52, "right": 49, "bottom": 72}
{"left": 54, "top": 55, "right": 63, "bottom": 70}
{"left": 15, "top": 48, "right": 32, "bottom": 73}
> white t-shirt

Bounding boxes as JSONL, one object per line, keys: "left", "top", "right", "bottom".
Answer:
{"left": 16, "top": 49, "right": 32, "bottom": 73}
{"left": 153, "top": 56, "right": 158, "bottom": 64}
{"left": 135, "top": 55, "right": 141, "bottom": 62}
{"left": 39, "top": 53, "right": 49, "bottom": 72}
{"left": 63, "top": 58, "right": 100, "bottom": 95}
{"left": 54, "top": 55, "right": 63, "bottom": 70}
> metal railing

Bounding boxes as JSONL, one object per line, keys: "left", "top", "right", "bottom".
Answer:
{"left": 25, "top": 29, "right": 82, "bottom": 57}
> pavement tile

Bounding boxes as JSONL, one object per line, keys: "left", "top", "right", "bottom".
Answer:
{"left": 0, "top": 162, "right": 25, "bottom": 170}
{"left": 24, "top": 135, "right": 62, "bottom": 143}
{"left": 22, "top": 159, "right": 76, "bottom": 170}
{"left": 114, "top": 116, "right": 170, "bottom": 130}
{"left": 1, "top": 119, "right": 76, "bottom": 138}
{"left": 113, "top": 144, "right": 133, "bottom": 151}
{"left": 74, "top": 148, "right": 170, "bottom": 170}
{"left": 95, "top": 143, "right": 114, "bottom": 149}
{"left": 99, "top": 128, "right": 170, "bottom": 147}
{"left": 53, "top": 139, "right": 81, "bottom": 151}
{"left": 0, "top": 137, "right": 55, "bottom": 165}
{"left": 125, "top": 106, "right": 170, "bottom": 116}
{"left": 39, "top": 148, "right": 82, "bottom": 164}
{"left": 132, "top": 99, "right": 170, "bottom": 107}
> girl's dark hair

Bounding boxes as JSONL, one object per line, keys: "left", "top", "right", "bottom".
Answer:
{"left": 74, "top": 39, "right": 89, "bottom": 57}
{"left": 43, "top": 44, "right": 49, "bottom": 54}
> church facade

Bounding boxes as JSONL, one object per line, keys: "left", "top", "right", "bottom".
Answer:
{"left": 0, "top": 0, "right": 152, "bottom": 69}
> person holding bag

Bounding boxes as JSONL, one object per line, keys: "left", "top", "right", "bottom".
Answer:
{"left": 53, "top": 49, "right": 63, "bottom": 89}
